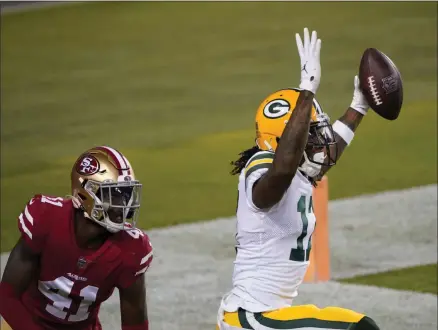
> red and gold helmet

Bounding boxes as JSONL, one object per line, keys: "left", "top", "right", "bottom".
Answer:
{"left": 71, "top": 146, "right": 142, "bottom": 233}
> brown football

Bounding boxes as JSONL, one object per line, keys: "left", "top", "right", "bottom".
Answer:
{"left": 359, "top": 48, "right": 403, "bottom": 120}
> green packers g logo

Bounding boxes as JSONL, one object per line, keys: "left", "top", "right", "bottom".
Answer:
{"left": 263, "top": 99, "right": 291, "bottom": 119}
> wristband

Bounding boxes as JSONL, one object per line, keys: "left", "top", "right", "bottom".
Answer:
{"left": 332, "top": 120, "right": 354, "bottom": 145}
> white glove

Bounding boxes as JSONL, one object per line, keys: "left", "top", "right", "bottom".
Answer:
{"left": 295, "top": 27, "right": 321, "bottom": 94}
{"left": 350, "top": 75, "right": 369, "bottom": 115}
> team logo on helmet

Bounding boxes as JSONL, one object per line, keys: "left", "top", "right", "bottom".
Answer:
{"left": 76, "top": 154, "right": 100, "bottom": 175}
{"left": 263, "top": 99, "right": 291, "bottom": 119}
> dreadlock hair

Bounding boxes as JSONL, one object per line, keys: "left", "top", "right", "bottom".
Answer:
{"left": 230, "top": 146, "right": 260, "bottom": 175}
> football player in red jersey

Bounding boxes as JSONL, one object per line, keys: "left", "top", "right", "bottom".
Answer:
{"left": 0, "top": 146, "right": 153, "bottom": 330}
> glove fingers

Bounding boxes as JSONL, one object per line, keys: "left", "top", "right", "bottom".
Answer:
{"left": 315, "top": 38, "right": 322, "bottom": 61}
{"left": 295, "top": 33, "right": 304, "bottom": 59}
{"left": 297, "top": 27, "right": 322, "bottom": 94}
{"left": 354, "top": 75, "right": 360, "bottom": 89}
{"left": 310, "top": 30, "right": 317, "bottom": 53}
{"left": 303, "top": 27, "right": 310, "bottom": 55}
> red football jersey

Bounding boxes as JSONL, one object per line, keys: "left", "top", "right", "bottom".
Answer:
{"left": 17, "top": 195, "right": 153, "bottom": 330}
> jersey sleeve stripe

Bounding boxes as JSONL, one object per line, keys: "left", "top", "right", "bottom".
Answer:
{"left": 134, "top": 265, "right": 150, "bottom": 276}
{"left": 247, "top": 151, "right": 275, "bottom": 165}
{"left": 24, "top": 206, "right": 34, "bottom": 225}
{"left": 245, "top": 162, "right": 272, "bottom": 180}
{"left": 245, "top": 158, "right": 273, "bottom": 174}
{"left": 140, "top": 251, "right": 153, "bottom": 265}
{"left": 19, "top": 214, "right": 33, "bottom": 239}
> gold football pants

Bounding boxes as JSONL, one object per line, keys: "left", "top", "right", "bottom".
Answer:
{"left": 217, "top": 304, "right": 369, "bottom": 330}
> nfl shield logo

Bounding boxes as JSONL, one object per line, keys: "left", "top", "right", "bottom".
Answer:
{"left": 77, "top": 257, "right": 88, "bottom": 269}
{"left": 381, "top": 75, "right": 398, "bottom": 94}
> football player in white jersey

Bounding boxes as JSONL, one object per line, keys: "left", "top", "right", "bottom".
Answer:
{"left": 216, "top": 28, "right": 380, "bottom": 330}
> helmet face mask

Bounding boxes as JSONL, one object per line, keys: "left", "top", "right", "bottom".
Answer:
{"left": 255, "top": 88, "right": 337, "bottom": 179}
{"left": 71, "top": 146, "right": 142, "bottom": 233}
{"left": 305, "top": 114, "right": 337, "bottom": 166}
{"left": 84, "top": 180, "right": 142, "bottom": 233}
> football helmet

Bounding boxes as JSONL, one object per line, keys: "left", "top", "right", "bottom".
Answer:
{"left": 255, "top": 88, "right": 337, "bottom": 178}
{"left": 71, "top": 146, "right": 142, "bottom": 233}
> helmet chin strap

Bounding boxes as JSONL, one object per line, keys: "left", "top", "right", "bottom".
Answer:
{"left": 298, "top": 151, "right": 325, "bottom": 178}
{"left": 95, "top": 201, "right": 124, "bottom": 233}
{"left": 263, "top": 140, "right": 274, "bottom": 151}
{"left": 101, "top": 218, "right": 123, "bottom": 233}
{"left": 68, "top": 195, "right": 82, "bottom": 209}
{"left": 70, "top": 194, "right": 124, "bottom": 233}
{"left": 101, "top": 203, "right": 125, "bottom": 233}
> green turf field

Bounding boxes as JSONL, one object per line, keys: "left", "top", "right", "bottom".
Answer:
{"left": 1, "top": 2, "right": 437, "bottom": 252}
{"left": 341, "top": 264, "right": 437, "bottom": 295}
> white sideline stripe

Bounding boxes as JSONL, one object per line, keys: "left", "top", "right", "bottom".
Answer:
{"left": 140, "top": 251, "right": 153, "bottom": 265}
{"left": 2, "top": 184, "right": 436, "bottom": 265}
{"left": 19, "top": 214, "right": 32, "bottom": 240}
{"left": 24, "top": 206, "right": 34, "bottom": 225}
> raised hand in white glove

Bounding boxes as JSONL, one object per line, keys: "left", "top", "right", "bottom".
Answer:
{"left": 350, "top": 75, "right": 369, "bottom": 115}
{"left": 295, "top": 27, "right": 321, "bottom": 94}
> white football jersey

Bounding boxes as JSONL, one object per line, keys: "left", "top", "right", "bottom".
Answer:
{"left": 222, "top": 150, "right": 316, "bottom": 313}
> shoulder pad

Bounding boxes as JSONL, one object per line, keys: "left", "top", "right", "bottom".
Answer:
{"left": 17, "top": 195, "right": 66, "bottom": 252}
{"left": 244, "top": 151, "right": 274, "bottom": 179}
{"left": 120, "top": 228, "right": 153, "bottom": 275}
{"left": 116, "top": 228, "right": 153, "bottom": 288}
